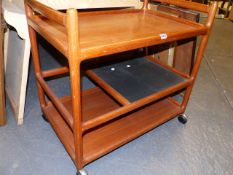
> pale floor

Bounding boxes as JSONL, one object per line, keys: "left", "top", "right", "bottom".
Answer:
{"left": 0, "top": 19, "right": 233, "bottom": 175}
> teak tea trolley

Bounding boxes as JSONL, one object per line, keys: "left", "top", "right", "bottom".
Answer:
{"left": 24, "top": 0, "right": 217, "bottom": 174}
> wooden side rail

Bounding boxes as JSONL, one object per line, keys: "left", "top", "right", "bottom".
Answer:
{"left": 0, "top": 2, "right": 6, "bottom": 126}
{"left": 42, "top": 67, "right": 69, "bottom": 78}
{"left": 85, "top": 70, "right": 130, "bottom": 106}
{"left": 82, "top": 79, "right": 192, "bottom": 132}
{"left": 25, "top": 0, "right": 68, "bottom": 57}
{"left": 146, "top": 56, "right": 191, "bottom": 78}
{"left": 25, "top": 0, "right": 66, "bottom": 26}
{"left": 151, "top": 0, "right": 211, "bottom": 13}
{"left": 36, "top": 74, "right": 73, "bottom": 129}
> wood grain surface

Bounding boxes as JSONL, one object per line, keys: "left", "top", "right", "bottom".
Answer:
{"left": 0, "top": 0, "right": 7, "bottom": 126}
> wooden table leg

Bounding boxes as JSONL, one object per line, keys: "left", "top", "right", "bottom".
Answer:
{"left": 0, "top": 1, "right": 7, "bottom": 126}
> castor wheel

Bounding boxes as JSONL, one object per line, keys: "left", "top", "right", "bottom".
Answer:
{"left": 178, "top": 114, "right": 188, "bottom": 124}
{"left": 77, "top": 169, "right": 88, "bottom": 175}
{"left": 42, "top": 114, "right": 49, "bottom": 122}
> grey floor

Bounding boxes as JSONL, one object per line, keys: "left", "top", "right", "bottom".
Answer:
{"left": 0, "top": 19, "right": 233, "bottom": 175}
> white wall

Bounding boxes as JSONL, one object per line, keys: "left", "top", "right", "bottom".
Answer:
{"left": 7, "top": 0, "right": 141, "bottom": 10}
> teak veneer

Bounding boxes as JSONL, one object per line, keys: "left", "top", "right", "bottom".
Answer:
{"left": 43, "top": 87, "right": 182, "bottom": 164}
{"left": 24, "top": 0, "right": 217, "bottom": 174}
{"left": 0, "top": 1, "right": 6, "bottom": 126}
{"left": 28, "top": 8, "right": 208, "bottom": 60}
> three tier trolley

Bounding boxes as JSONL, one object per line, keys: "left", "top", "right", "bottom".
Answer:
{"left": 24, "top": 0, "right": 217, "bottom": 174}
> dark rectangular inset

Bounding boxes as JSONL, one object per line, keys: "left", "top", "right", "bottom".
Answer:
{"left": 92, "top": 57, "right": 186, "bottom": 102}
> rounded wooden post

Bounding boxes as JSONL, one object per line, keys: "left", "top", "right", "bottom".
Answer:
{"left": 142, "top": 0, "right": 149, "bottom": 9}
{"left": 25, "top": 2, "right": 47, "bottom": 108}
{"left": 66, "top": 9, "right": 83, "bottom": 169}
{"left": 0, "top": 2, "right": 6, "bottom": 126}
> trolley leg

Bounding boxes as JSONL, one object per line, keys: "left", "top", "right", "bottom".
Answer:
{"left": 76, "top": 169, "right": 88, "bottom": 175}
{"left": 28, "top": 26, "right": 47, "bottom": 108}
{"left": 178, "top": 114, "right": 188, "bottom": 124}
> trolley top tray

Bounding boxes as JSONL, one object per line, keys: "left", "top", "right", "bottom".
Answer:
{"left": 29, "top": 9, "right": 208, "bottom": 59}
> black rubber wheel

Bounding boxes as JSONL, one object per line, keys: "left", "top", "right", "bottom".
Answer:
{"left": 178, "top": 115, "right": 187, "bottom": 124}
{"left": 42, "top": 114, "right": 49, "bottom": 122}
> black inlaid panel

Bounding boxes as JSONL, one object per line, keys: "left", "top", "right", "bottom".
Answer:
{"left": 92, "top": 57, "right": 186, "bottom": 102}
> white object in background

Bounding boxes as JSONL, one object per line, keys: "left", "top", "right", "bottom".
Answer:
{"left": 3, "top": 0, "right": 30, "bottom": 125}
{"left": 2, "top": 0, "right": 140, "bottom": 125}
{"left": 36, "top": 0, "right": 140, "bottom": 9}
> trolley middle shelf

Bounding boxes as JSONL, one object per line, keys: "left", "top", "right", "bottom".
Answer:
{"left": 42, "top": 55, "right": 192, "bottom": 165}
{"left": 85, "top": 56, "right": 190, "bottom": 103}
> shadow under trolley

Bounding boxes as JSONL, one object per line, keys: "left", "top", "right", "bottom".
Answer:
{"left": 24, "top": 0, "right": 217, "bottom": 174}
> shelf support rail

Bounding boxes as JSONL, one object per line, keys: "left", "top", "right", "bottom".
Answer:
{"left": 42, "top": 67, "right": 69, "bottom": 78}
{"left": 36, "top": 74, "right": 74, "bottom": 128}
{"left": 146, "top": 56, "right": 190, "bottom": 79}
{"left": 85, "top": 70, "right": 131, "bottom": 106}
{"left": 82, "top": 79, "right": 192, "bottom": 132}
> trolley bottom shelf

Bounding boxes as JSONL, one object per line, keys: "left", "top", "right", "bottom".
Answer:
{"left": 42, "top": 87, "right": 183, "bottom": 165}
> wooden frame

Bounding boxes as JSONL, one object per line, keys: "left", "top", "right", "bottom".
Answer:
{"left": 0, "top": 1, "right": 6, "bottom": 126}
{"left": 24, "top": 0, "right": 217, "bottom": 173}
